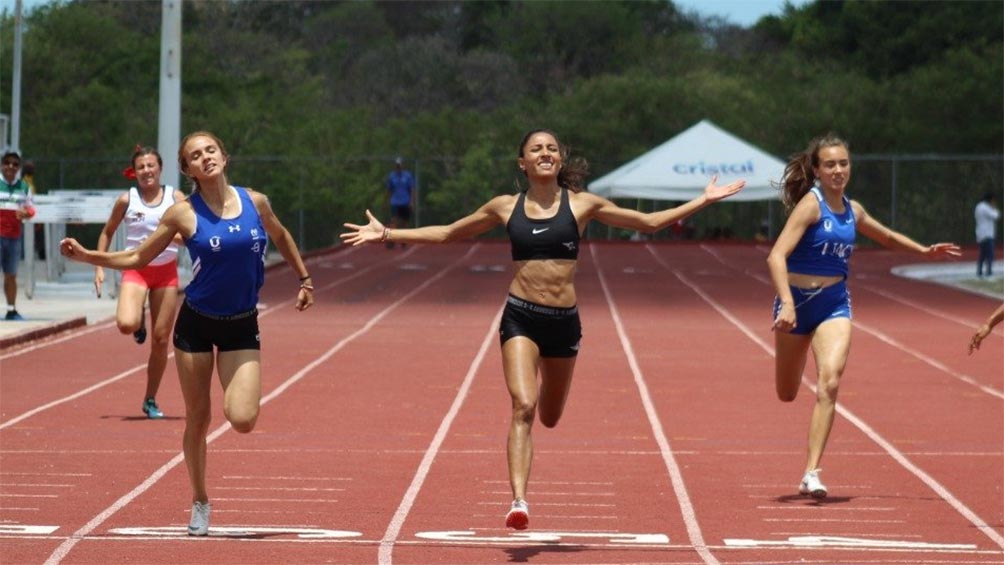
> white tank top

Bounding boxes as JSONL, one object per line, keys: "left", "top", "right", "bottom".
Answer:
{"left": 124, "top": 185, "right": 178, "bottom": 266}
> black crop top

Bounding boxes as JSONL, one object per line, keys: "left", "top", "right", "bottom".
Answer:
{"left": 506, "top": 188, "right": 580, "bottom": 261}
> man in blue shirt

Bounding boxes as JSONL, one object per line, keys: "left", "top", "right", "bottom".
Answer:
{"left": 385, "top": 157, "right": 415, "bottom": 249}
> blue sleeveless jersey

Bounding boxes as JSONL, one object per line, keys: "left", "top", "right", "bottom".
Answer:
{"left": 786, "top": 187, "right": 856, "bottom": 278}
{"left": 185, "top": 186, "right": 267, "bottom": 316}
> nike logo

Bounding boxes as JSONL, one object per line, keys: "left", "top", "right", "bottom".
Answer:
{"left": 532, "top": 227, "right": 550, "bottom": 235}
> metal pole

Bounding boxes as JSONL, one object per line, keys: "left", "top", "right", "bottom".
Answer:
{"left": 158, "top": 0, "right": 182, "bottom": 189}
{"left": 768, "top": 199, "right": 775, "bottom": 240}
{"left": 413, "top": 158, "right": 420, "bottom": 227}
{"left": 298, "top": 166, "right": 304, "bottom": 249}
{"left": 10, "top": 0, "right": 24, "bottom": 152}
{"left": 890, "top": 157, "right": 898, "bottom": 229}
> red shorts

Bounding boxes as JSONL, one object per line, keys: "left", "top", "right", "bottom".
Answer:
{"left": 121, "top": 260, "right": 179, "bottom": 289}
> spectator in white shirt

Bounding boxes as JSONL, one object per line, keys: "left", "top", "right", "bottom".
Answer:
{"left": 974, "top": 193, "right": 1000, "bottom": 278}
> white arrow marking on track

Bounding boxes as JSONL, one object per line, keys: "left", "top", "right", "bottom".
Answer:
{"left": 107, "top": 526, "right": 362, "bottom": 539}
{"left": 724, "top": 535, "right": 977, "bottom": 550}
{"left": 415, "top": 530, "right": 669, "bottom": 545}
{"left": 0, "top": 525, "right": 60, "bottom": 535}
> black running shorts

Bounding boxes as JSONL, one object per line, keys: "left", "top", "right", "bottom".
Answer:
{"left": 173, "top": 301, "right": 261, "bottom": 353}
{"left": 499, "top": 294, "right": 581, "bottom": 358}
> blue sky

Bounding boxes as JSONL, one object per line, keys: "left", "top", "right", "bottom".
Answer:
{"left": 674, "top": 0, "right": 810, "bottom": 27}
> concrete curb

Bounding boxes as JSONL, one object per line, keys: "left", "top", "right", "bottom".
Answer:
{"left": 0, "top": 316, "right": 88, "bottom": 351}
{"left": 0, "top": 247, "right": 344, "bottom": 351}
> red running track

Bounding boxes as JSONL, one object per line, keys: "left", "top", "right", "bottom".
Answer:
{"left": 1, "top": 241, "right": 1001, "bottom": 564}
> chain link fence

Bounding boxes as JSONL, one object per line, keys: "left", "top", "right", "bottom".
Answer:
{"left": 25, "top": 154, "right": 1004, "bottom": 253}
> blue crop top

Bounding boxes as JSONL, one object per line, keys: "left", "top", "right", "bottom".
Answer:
{"left": 786, "top": 187, "right": 856, "bottom": 278}
{"left": 184, "top": 186, "right": 268, "bottom": 316}
{"left": 506, "top": 188, "right": 580, "bottom": 261}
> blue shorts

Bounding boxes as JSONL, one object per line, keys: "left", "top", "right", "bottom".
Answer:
{"left": 773, "top": 281, "right": 852, "bottom": 335}
{"left": 0, "top": 236, "right": 22, "bottom": 275}
{"left": 499, "top": 294, "right": 581, "bottom": 358}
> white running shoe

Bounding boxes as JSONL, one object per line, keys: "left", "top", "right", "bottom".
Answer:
{"left": 505, "top": 499, "right": 529, "bottom": 530}
{"left": 799, "top": 469, "right": 828, "bottom": 498}
{"left": 188, "top": 501, "right": 211, "bottom": 536}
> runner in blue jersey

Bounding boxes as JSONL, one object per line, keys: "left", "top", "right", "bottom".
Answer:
{"left": 767, "top": 133, "right": 960, "bottom": 499}
{"left": 342, "top": 129, "right": 746, "bottom": 530}
{"left": 60, "top": 131, "right": 314, "bottom": 537}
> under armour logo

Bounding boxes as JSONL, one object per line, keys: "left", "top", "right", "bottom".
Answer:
{"left": 228, "top": 224, "right": 241, "bottom": 233}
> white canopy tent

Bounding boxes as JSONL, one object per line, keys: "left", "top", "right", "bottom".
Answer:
{"left": 589, "top": 120, "right": 784, "bottom": 202}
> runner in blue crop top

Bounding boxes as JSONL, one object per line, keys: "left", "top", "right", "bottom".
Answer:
{"left": 342, "top": 128, "right": 746, "bottom": 531}
{"left": 767, "top": 134, "right": 961, "bottom": 500}
{"left": 785, "top": 186, "right": 855, "bottom": 279}
{"left": 59, "top": 131, "right": 314, "bottom": 537}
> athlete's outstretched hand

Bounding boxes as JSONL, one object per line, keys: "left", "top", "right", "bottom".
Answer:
{"left": 704, "top": 175, "right": 746, "bottom": 203}
{"left": 968, "top": 304, "right": 1004, "bottom": 355}
{"left": 341, "top": 210, "right": 386, "bottom": 246}
{"left": 924, "top": 242, "right": 963, "bottom": 259}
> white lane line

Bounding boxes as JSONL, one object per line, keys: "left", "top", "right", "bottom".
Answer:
{"left": 0, "top": 362, "right": 149, "bottom": 431}
{"left": 1, "top": 483, "right": 74, "bottom": 488}
{"left": 42, "top": 245, "right": 474, "bottom": 565}
{"left": 771, "top": 530, "right": 923, "bottom": 539}
{"left": 0, "top": 320, "right": 117, "bottom": 360}
{"left": 853, "top": 320, "right": 1004, "bottom": 399}
{"left": 481, "top": 479, "right": 614, "bottom": 485}
{"left": 209, "top": 497, "right": 339, "bottom": 503}
{"left": 469, "top": 517, "right": 618, "bottom": 521}
{"left": 0, "top": 472, "right": 92, "bottom": 477}
{"left": 2, "top": 249, "right": 386, "bottom": 430}
{"left": 214, "top": 487, "right": 345, "bottom": 492}
{"left": 756, "top": 505, "right": 894, "bottom": 512}
{"left": 592, "top": 245, "right": 720, "bottom": 565}
{"left": 378, "top": 301, "right": 505, "bottom": 564}
{"left": 674, "top": 245, "right": 1004, "bottom": 550}
{"left": 475, "top": 501, "right": 616, "bottom": 508}
{"left": 856, "top": 280, "right": 1003, "bottom": 331}
{"left": 222, "top": 475, "right": 353, "bottom": 481}
{"left": 0, "top": 254, "right": 350, "bottom": 361}
{"left": 484, "top": 490, "right": 616, "bottom": 496}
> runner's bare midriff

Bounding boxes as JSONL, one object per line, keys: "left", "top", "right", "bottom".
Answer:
{"left": 788, "top": 272, "right": 844, "bottom": 290}
{"left": 510, "top": 259, "right": 578, "bottom": 306}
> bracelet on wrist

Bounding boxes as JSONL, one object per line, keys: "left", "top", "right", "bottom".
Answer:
{"left": 379, "top": 227, "right": 390, "bottom": 242}
{"left": 299, "top": 274, "right": 311, "bottom": 282}
{"left": 300, "top": 284, "right": 314, "bottom": 291}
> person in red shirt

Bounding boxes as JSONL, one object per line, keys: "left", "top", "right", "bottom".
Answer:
{"left": 0, "top": 151, "right": 35, "bottom": 321}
